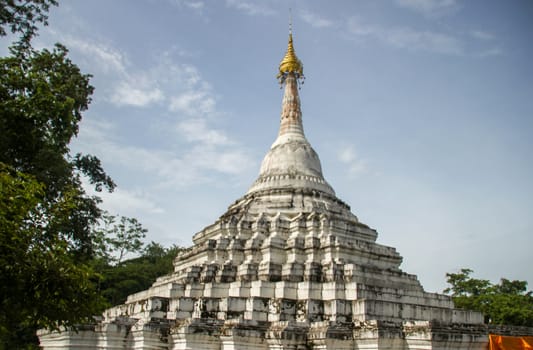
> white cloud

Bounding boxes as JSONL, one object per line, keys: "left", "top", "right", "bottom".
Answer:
{"left": 77, "top": 117, "right": 116, "bottom": 142}
{"left": 169, "top": 90, "right": 216, "bottom": 116}
{"left": 346, "top": 17, "right": 502, "bottom": 57}
{"left": 58, "top": 34, "right": 128, "bottom": 74}
{"left": 52, "top": 35, "right": 213, "bottom": 110}
{"left": 338, "top": 145, "right": 367, "bottom": 176}
{"left": 345, "top": 17, "right": 378, "bottom": 37}
{"left": 108, "top": 59, "right": 206, "bottom": 108}
{"left": 62, "top": 35, "right": 254, "bottom": 187}
{"left": 182, "top": 144, "right": 252, "bottom": 176}
{"left": 477, "top": 48, "right": 503, "bottom": 57}
{"left": 384, "top": 27, "right": 463, "bottom": 55}
{"left": 118, "top": 57, "right": 216, "bottom": 114}
{"left": 81, "top": 175, "right": 164, "bottom": 215}
{"left": 177, "top": 118, "right": 231, "bottom": 146}
{"left": 64, "top": 44, "right": 212, "bottom": 115}
{"left": 111, "top": 80, "right": 164, "bottom": 107}
{"left": 50, "top": 36, "right": 163, "bottom": 108}
{"left": 346, "top": 17, "right": 464, "bottom": 55}
{"left": 225, "top": 0, "right": 275, "bottom": 16}
{"left": 76, "top": 114, "right": 253, "bottom": 190}
{"left": 79, "top": 128, "right": 190, "bottom": 187}
{"left": 170, "top": 0, "right": 205, "bottom": 11}
{"left": 185, "top": 1, "right": 204, "bottom": 10}
{"left": 470, "top": 30, "right": 494, "bottom": 41}
{"left": 299, "top": 10, "right": 334, "bottom": 29}
{"left": 180, "top": 64, "right": 202, "bottom": 87}
{"left": 395, "top": 0, "right": 458, "bottom": 16}
{"left": 99, "top": 188, "right": 165, "bottom": 215}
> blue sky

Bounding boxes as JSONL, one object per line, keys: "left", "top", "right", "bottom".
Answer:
{"left": 2, "top": 0, "right": 532, "bottom": 293}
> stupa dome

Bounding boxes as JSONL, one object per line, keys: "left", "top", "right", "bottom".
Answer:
{"left": 247, "top": 131, "right": 335, "bottom": 195}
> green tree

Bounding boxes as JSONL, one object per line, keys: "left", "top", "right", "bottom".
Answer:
{"left": 0, "top": 0, "right": 58, "bottom": 44}
{"left": 96, "top": 242, "right": 183, "bottom": 306}
{"left": 0, "top": 164, "right": 105, "bottom": 349}
{"left": 444, "top": 268, "right": 533, "bottom": 326}
{"left": 1, "top": 42, "right": 116, "bottom": 259}
{"left": 0, "top": 2, "right": 119, "bottom": 348}
{"left": 94, "top": 212, "right": 148, "bottom": 265}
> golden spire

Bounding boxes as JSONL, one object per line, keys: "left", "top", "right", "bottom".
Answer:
{"left": 277, "top": 14, "right": 304, "bottom": 84}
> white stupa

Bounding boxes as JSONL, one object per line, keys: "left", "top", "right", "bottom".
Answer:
{"left": 40, "top": 30, "right": 500, "bottom": 350}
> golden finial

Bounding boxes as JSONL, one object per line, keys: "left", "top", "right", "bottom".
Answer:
{"left": 277, "top": 10, "right": 304, "bottom": 84}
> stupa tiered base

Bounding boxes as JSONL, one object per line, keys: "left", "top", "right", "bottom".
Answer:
{"left": 102, "top": 193, "right": 488, "bottom": 350}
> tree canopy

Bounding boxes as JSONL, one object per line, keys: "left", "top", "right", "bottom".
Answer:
{"left": 93, "top": 212, "right": 148, "bottom": 265}
{"left": 0, "top": 42, "right": 117, "bottom": 259}
{"left": 0, "top": 163, "right": 106, "bottom": 348}
{"left": 0, "top": 1, "right": 119, "bottom": 348}
{"left": 0, "top": 0, "right": 57, "bottom": 44}
{"left": 0, "top": 3, "right": 182, "bottom": 347}
{"left": 95, "top": 242, "right": 183, "bottom": 307}
{"left": 444, "top": 268, "right": 533, "bottom": 327}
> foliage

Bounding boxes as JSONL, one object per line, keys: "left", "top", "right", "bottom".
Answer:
{"left": 0, "top": 0, "right": 58, "bottom": 44}
{"left": 94, "top": 212, "right": 148, "bottom": 265}
{"left": 0, "top": 164, "right": 105, "bottom": 349}
{"left": 95, "top": 242, "right": 183, "bottom": 306}
{"left": 444, "top": 268, "right": 533, "bottom": 326}
{"left": 0, "top": 3, "right": 117, "bottom": 348}
{"left": 0, "top": 42, "right": 116, "bottom": 260}
{"left": 0, "top": 2, "right": 181, "bottom": 348}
